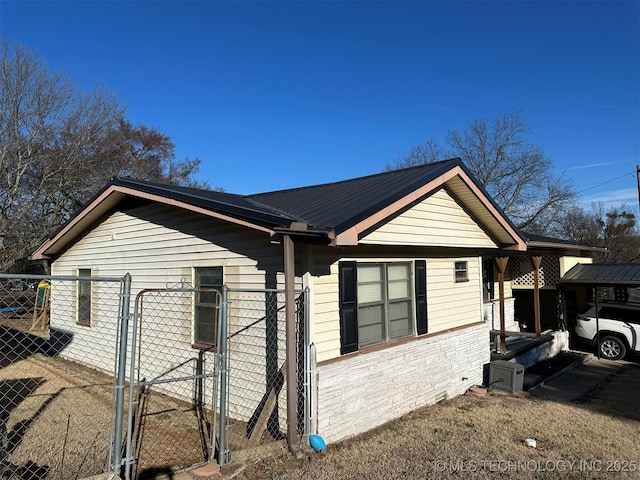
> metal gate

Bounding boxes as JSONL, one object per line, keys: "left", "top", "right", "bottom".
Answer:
{"left": 218, "top": 288, "right": 309, "bottom": 465}
{"left": 123, "top": 284, "right": 221, "bottom": 480}
{"left": 122, "top": 285, "right": 310, "bottom": 477}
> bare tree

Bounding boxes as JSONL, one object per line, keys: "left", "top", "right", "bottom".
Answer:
{"left": 388, "top": 112, "right": 576, "bottom": 231}
{"left": 0, "top": 39, "right": 210, "bottom": 270}
{"left": 386, "top": 139, "right": 445, "bottom": 170}
{"left": 555, "top": 203, "right": 640, "bottom": 263}
{"left": 0, "top": 39, "right": 125, "bottom": 269}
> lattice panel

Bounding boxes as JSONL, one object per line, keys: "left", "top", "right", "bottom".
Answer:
{"left": 512, "top": 256, "right": 560, "bottom": 287}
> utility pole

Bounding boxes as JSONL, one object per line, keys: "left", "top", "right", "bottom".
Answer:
{"left": 637, "top": 164, "right": 640, "bottom": 214}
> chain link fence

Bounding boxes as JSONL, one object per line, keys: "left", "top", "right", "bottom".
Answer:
{"left": 1, "top": 275, "right": 310, "bottom": 480}
{"left": 0, "top": 273, "right": 127, "bottom": 480}
{"left": 220, "top": 288, "right": 309, "bottom": 465}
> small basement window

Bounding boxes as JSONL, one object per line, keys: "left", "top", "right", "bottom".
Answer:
{"left": 455, "top": 261, "right": 469, "bottom": 283}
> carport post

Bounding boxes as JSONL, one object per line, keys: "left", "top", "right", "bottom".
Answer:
{"left": 532, "top": 256, "right": 542, "bottom": 337}
{"left": 495, "top": 257, "right": 509, "bottom": 352}
{"left": 112, "top": 273, "right": 132, "bottom": 475}
{"left": 593, "top": 287, "right": 601, "bottom": 360}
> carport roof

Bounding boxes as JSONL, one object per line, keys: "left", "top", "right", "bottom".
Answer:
{"left": 560, "top": 263, "right": 640, "bottom": 286}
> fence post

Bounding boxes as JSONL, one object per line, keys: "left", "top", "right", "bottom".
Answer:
{"left": 303, "top": 287, "right": 311, "bottom": 441}
{"left": 217, "top": 285, "right": 229, "bottom": 466}
{"left": 112, "top": 273, "right": 132, "bottom": 475}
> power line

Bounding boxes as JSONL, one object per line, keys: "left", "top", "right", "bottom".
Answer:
{"left": 576, "top": 170, "right": 636, "bottom": 194}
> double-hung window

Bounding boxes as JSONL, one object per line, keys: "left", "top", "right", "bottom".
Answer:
{"left": 357, "top": 263, "right": 412, "bottom": 347}
{"left": 339, "top": 261, "right": 427, "bottom": 354}
{"left": 455, "top": 261, "right": 469, "bottom": 282}
{"left": 77, "top": 268, "right": 92, "bottom": 325}
{"left": 193, "top": 267, "right": 223, "bottom": 347}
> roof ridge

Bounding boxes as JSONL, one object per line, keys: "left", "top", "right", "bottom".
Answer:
{"left": 249, "top": 157, "right": 461, "bottom": 197}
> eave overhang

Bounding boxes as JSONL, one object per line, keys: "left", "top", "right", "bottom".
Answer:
{"left": 30, "top": 183, "right": 287, "bottom": 261}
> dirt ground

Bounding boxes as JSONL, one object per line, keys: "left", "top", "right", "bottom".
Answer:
{"left": 240, "top": 363, "right": 640, "bottom": 480}
{"left": 0, "top": 353, "right": 210, "bottom": 480}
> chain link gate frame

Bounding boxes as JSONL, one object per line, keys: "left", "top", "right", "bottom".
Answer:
{"left": 217, "top": 287, "right": 310, "bottom": 466}
{"left": 123, "top": 284, "right": 222, "bottom": 480}
{"left": 124, "top": 285, "right": 310, "bottom": 474}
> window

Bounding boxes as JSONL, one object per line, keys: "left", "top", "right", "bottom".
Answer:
{"left": 339, "top": 261, "right": 427, "bottom": 354}
{"left": 194, "top": 267, "right": 223, "bottom": 346}
{"left": 455, "top": 261, "right": 468, "bottom": 283}
{"left": 77, "top": 268, "right": 92, "bottom": 325}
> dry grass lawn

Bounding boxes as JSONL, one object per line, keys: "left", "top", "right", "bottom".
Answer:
{"left": 240, "top": 363, "right": 640, "bottom": 480}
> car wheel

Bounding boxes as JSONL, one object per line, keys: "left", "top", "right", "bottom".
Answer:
{"left": 598, "top": 336, "right": 626, "bottom": 360}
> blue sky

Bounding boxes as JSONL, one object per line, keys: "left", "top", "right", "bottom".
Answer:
{"left": 1, "top": 0, "right": 638, "bottom": 214}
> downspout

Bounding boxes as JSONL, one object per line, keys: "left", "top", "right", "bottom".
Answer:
{"left": 284, "top": 234, "right": 304, "bottom": 458}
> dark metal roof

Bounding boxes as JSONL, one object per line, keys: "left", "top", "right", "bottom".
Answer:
{"left": 34, "top": 157, "right": 525, "bottom": 260}
{"left": 111, "top": 160, "right": 473, "bottom": 232}
{"left": 110, "top": 177, "right": 298, "bottom": 228}
{"left": 522, "top": 232, "right": 604, "bottom": 253}
{"left": 249, "top": 158, "right": 494, "bottom": 232}
{"left": 561, "top": 263, "right": 640, "bottom": 286}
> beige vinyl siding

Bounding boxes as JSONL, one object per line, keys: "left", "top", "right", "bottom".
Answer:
{"left": 313, "top": 262, "right": 343, "bottom": 362}
{"left": 560, "top": 256, "right": 592, "bottom": 277}
{"left": 425, "top": 257, "right": 482, "bottom": 333}
{"left": 52, "top": 204, "right": 291, "bottom": 291}
{"left": 310, "top": 254, "right": 484, "bottom": 363}
{"left": 50, "top": 204, "right": 299, "bottom": 412}
{"left": 360, "top": 188, "right": 497, "bottom": 248}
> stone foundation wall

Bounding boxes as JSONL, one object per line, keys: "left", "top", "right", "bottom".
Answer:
{"left": 315, "top": 323, "right": 491, "bottom": 443}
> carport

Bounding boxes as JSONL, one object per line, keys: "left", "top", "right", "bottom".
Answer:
{"left": 559, "top": 263, "right": 640, "bottom": 358}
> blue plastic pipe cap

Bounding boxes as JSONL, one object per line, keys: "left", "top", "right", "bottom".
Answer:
{"left": 309, "top": 434, "right": 326, "bottom": 452}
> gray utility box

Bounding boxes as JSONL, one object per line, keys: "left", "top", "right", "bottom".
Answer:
{"left": 489, "top": 360, "right": 525, "bottom": 393}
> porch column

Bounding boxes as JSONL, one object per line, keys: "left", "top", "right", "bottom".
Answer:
{"left": 495, "top": 257, "right": 509, "bottom": 352}
{"left": 531, "top": 256, "right": 542, "bottom": 337}
{"left": 283, "top": 234, "right": 303, "bottom": 458}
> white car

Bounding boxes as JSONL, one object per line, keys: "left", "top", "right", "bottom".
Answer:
{"left": 575, "top": 303, "right": 640, "bottom": 360}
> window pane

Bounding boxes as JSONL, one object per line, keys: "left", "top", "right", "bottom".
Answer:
{"left": 455, "top": 261, "right": 468, "bottom": 280}
{"left": 358, "top": 283, "right": 383, "bottom": 303}
{"left": 197, "top": 268, "right": 223, "bottom": 287}
{"left": 78, "top": 269, "right": 91, "bottom": 323}
{"left": 199, "top": 290, "right": 218, "bottom": 305}
{"left": 387, "top": 263, "right": 409, "bottom": 281}
{"left": 389, "top": 300, "right": 411, "bottom": 339}
{"left": 388, "top": 280, "right": 409, "bottom": 300}
{"left": 195, "top": 306, "right": 217, "bottom": 344}
{"left": 358, "top": 304, "right": 384, "bottom": 346}
{"left": 78, "top": 295, "right": 91, "bottom": 323}
{"left": 357, "top": 264, "right": 382, "bottom": 283}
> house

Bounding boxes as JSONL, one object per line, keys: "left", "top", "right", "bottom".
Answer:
{"left": 30, "top": 158, "right": 591, "bottom": 447}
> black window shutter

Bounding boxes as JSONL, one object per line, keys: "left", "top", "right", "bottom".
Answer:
{"left": 339, "top": 261, "right": 358, "bottom": 354}
{"left": 415, "top": 260, "right": 428, "bottom": 335}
